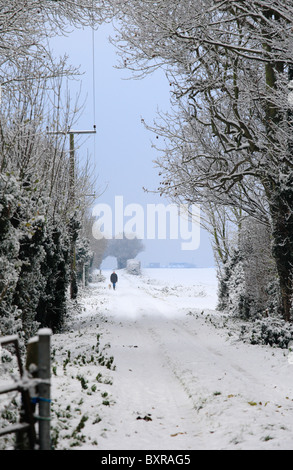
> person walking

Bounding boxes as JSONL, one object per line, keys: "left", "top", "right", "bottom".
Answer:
{"left": 110, "top": 270, "right": 118, "bottom": 290}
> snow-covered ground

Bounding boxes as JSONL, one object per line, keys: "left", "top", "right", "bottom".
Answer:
{"left": 2, "top": 267, "right": 293, "bottom": 450}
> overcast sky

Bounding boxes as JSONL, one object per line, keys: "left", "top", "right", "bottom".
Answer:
{"left": 50, "top": 23, "right": 215, "bottom": 268}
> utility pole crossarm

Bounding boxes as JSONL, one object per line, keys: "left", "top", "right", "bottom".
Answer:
{"left": 46, "top": 125, "right": 96, "bottom": 135}
{"left": 67, "top": 126, "right": 96, "bottom": 134}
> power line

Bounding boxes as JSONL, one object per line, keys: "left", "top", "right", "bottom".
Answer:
{"left": 92, "top": 25, "right": 96, "bottom": 127}
{"left": 91, "top": 1, "right": 97, "bottom": 161}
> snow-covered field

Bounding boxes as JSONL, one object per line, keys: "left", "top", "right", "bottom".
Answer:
{"left": 2, "top": 267, "right": 293, "bottom": 451}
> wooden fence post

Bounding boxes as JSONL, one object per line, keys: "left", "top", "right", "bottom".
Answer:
{"left": 37, "top": 328, "right": 52, "bottom": 450}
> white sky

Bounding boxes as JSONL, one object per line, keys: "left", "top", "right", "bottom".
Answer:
{"left": 49, "top": 22, "right": 215, "bottom": 268}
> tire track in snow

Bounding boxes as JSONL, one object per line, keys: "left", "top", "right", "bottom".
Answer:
{"left": 146, "top": 324, "right": 199, "bottom": 404}
{"left": 145, "top": 316, "right": 293, "bottom": 449}
{"left": 98, "top": 316, "right": 207, "bottom": 449}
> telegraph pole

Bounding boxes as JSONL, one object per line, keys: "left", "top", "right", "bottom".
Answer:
{"left": 47, "top": 125, "right": 96, "bottom": 298}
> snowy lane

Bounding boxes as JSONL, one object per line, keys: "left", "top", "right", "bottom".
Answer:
{"left": 96, "top": 270, "right": 293, "bottom": 450}
{"left": 98, "top": 274, "right": 205, "bottom": 449}
{"left": 99, "top": 318, "right": 205, "bottom": 450}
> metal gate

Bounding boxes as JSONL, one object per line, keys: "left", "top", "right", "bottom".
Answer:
{"left": 0, "top": 329, "right": 52, "bottom": 450}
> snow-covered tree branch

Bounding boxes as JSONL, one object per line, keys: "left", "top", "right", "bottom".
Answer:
{"left": 0, "top": 0, "right": 105, "bottom": 340}
{"left": 106, "top": 0, "right": 293, "bottom": 320}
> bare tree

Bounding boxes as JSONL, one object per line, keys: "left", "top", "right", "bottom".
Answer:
{"left": 106, "top": 0, "right": 293, "bottom": 320}
{"left": 0, "top": 1, "right": 105, "bottom": 68}
{"left": 104, "top": 234, "right": 144, "bottom": 269}
{"left": 0, "top": 0, "right": 108, "bottom": 334}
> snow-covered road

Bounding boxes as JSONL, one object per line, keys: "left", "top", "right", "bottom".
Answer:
{"left": 88, "top": 270, "right": 293, "bottom": 450}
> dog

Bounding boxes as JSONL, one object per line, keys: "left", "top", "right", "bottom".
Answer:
{"left": 108, "top": 284, "right": 112, "bottom": 289}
